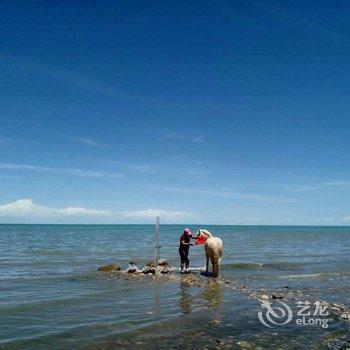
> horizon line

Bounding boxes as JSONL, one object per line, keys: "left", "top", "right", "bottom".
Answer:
{"left": 0, "top": 223, "right": 350, "bottom": 227}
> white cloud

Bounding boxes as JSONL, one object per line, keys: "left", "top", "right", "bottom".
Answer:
{"left": 192, "top": 136, "right": 205, "bottom": 144}
{"left": 322, "top": 217, "right": 336, "bottom": 222}
{"left": 120, "top": 208, "right": 197, "bottom": 221}
{"left": 158, "top": 186, "right": 232, "bottom": 197}
{"left": 155, "top": 186, "right": 292, "bottom": 203}
{"left": 159, "top": 133, "right": 186, "bottom": 141}
{"left": 73, "top": 137, "right": 108, "bottom": 148}
{"left": 0, "top": 199, "right": 111, "bottom": 217}
{"left": 0, "top": 199, "right": 197, "bottom": 223}
{"left": 0, "top": 162, "right": 123, "bottom": 178}
{"left": 127, "top": 164, "right": 152, "bottom": 173}
{"left": 159, "top": 133, "right": 205, "bottom": 144}
{"left": 296, "top": 181, "right": 349, "bottom": 192}
{"left": 6, "top": 55, "right": 154, "bottom": 103}
{"left": 0, "top": 136, "right": 41, "bottom": 146}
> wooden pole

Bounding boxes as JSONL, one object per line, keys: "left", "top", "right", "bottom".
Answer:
{"left": 155, "top": 216, "right": 160, "bottom": 264}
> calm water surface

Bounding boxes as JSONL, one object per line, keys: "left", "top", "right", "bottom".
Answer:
{"left": 0, "top": 225, "right": 349, "bottom": 349}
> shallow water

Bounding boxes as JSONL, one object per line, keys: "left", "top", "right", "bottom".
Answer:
{"left": 0, "top": 225, "right": 349, "bottom": 349}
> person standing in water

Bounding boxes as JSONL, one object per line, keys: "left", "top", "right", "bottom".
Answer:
{"left": 179, "top": 228, "right": 196, "bottom": 273}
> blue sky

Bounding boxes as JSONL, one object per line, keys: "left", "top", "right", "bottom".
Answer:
{"left": 1, "top": 0, "right": 350, "bottom": 224}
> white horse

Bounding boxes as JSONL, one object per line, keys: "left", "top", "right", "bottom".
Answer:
{"left": 196, "top": 229, "right": 223, "bottom": 277}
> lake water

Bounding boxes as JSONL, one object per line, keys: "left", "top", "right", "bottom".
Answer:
{"left": 0, "top": 225, "right": 349, "bottom": 349}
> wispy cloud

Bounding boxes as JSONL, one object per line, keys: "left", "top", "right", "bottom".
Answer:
{"left": 106, "top": 161, "right": 153, "bottom": 173}
{"left": 0, "top": 199, "right": 111, "bottom": 217}
{"left": 0, "top": 136, "right": 41, "bottom": 146}
{"left": 0, "top": 162, "right": 123, "bottom": 178}
{"left": 73, "top": 137, "right": 108, "bottom": 148}
{"left": 342, "top": 216, "right": 350, "bottom": 222}
{"left": 120, "top": 208, "right": 197, "bottom": 221}
{"left": 126, "top": 164, "right": 152, "bottom": 173}
{"left": 296, "top": 181, "right": 350, "bottom": 192}
{"left": 313, "top": 215, "right": 350, "bottom": 225}
{"left": 154, "top": 186, "right": 292, "bottom": 203}
{"left": 192, "top": 136, "right": 205, "bottom": 144}
{"left": 159, "top": 133, "right": 205, "bottom": 144}
{"left": 6, "top": 55, "right": 156, "bottom": 104}
{"left": 168, "top": 155, "right": 184, "bottom": 161}
{"left": 159, "top": 133, "right": 186, "bottom": 141}
{"left": 157, "top": 186, "right": 233, "bottom": 197}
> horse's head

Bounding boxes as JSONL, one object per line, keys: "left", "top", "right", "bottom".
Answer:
{"left": 196, "top": 229, "right": 212, "bottom": 240}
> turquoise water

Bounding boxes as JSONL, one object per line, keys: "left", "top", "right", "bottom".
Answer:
{"left": 0, "top": 225, "right": 349, "bottom": 349}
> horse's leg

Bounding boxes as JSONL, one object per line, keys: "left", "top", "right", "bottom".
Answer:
{"left": 205, "top": 254, "right": 209, "bottom": 276}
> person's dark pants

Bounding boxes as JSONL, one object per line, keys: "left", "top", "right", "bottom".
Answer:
{"left": 179, "top": 247, "right": 189, "bottom": 268}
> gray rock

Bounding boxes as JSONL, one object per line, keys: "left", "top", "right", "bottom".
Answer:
{"left": 272, "top": 292, "right": 284, "bottom": 299}
{"left": 97, "top": 264, "right": 121, "bottom": 272}
{"left": 146, "top": 260, "right": 156, "bottom": 267}
{"left": 127, "top": 267, "right": 137, "bottom": 273}
{"left": 237, "top": 340, "right": 253, "bottom": 349}
{"left": 142, "top": 266, "right": 156, "bottom": 274}
{"left": 158, "top": 259, "right": 168, "bottom": 266}
{"left": 340, "top": 313, "right": 350, "bottom": 320}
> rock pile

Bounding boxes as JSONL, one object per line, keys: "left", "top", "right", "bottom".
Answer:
{"left": 97, "top": 259, "right": 170, "bottom": 276}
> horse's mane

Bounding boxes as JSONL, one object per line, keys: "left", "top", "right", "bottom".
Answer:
{"left": 199, "top": 229, "right": 212, "bottom": 237}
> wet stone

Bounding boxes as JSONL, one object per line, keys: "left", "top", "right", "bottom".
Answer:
{"left": 237, "top": 340, "right": 253, "bottom": 349}
{"left": 97, "top": 264, "right": 121, "bottom": 272}
{"left": 142, "top": 266, "right": 156, "bottom": 274}
{"left": 127, "top": 267, "right": 137, "bottom": 273}
{"left": 340, "top": 313, "right": 350, "bottom": 321}
{"left": 272, "top": 292, "right": 284, "bottom": 299}
{"left": 158, "top": 259, "right": 168, "bottom": 266}
{"left": 146, "top": 260, "right": 156, "bottom": 267}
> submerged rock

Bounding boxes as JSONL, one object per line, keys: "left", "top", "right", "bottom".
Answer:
{"left": 146, "top": 259, "right": 169, "bottom": 267}
{"left": 146, "top": 260, "right": 156, "bottom": 267}
{"left": 142, "top": 266, "right": 156, "bottom": 274}
{"left": 97, "top": 264, "right": 121, "bottom": 272}
{"left": 340, "top": 313, "right": 350, "bottom": 321}
{"left": 127, "top": 261, "right": 139, "bottom": 273}
{"left": 159, "top": 267, "right": 169, "bottom": 274}
{"left": 237, "top": 340, "right": 253, "bottom": 349}
{"left": 272, "top": 292, "right": 284, "bottom": 299}
{"left": 127, "top": 267, "right": 138, "bottom": 273}
{"left": 158, "top": 259, "right": 168, "bottom": 266}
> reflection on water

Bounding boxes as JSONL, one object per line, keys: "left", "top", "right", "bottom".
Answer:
{"left": 200, "top": 279, "right": 222, "bottom": 309}
{"left": 153, "top": 283, "right": 161, "bottom": 316}
{"left": 179, "top": 275, "right": 223, "bottom": 323}
{"left": 200, "top": 279, "right": 223, "bottom": 326}
{"left": 179, "top": 280, "right": 192, "bottom": 314}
